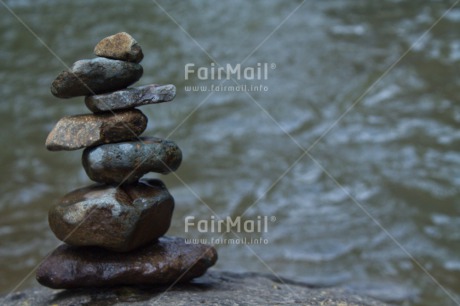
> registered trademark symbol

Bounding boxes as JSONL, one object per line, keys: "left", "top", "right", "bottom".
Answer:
{"left": 271, "top": 63, "right": 276, "bottom": 69}
{"left": 270, "top": 216, "right": 276, "bottom": 222}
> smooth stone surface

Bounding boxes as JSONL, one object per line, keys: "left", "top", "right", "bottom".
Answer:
{"left": 51, "top": 58, "right": 143, "bottom": 98}
{"left": 45, "top": 109, "right": 147, "bottom": 151}
{"left": 48, "top": 179, "right": 174, "bottom": 252}
{"left": 36, "top": 237, "right": 218, "bottom": 289}
{"left": 3, "top": 271, "right": 389, "bottom": 306}
{"left": 82, "top": 137, "right": 182, "bottom": 185}
{"left": 85, "top": 84, "right": 176, "bottom": 113}
{"left": 94, "top": 32, "right": 144, "bottom": 63}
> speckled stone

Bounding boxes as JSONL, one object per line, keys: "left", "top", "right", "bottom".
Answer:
{"left": 82, "top": 137, "right": 182, "bottom": 185}
{"left": 51, "top": 58, "right": 143, "bottom": 98}
{"left": 85, "top": 84, "right": 176, "bottom": 113}
{"left": 36, "top": 236, "right": 218, "bottom": 289}
{"left": 94, "top": 32, "right": 144, "bottom": 63}
{"left": 45, "top": 109, "right": 147, "bottom": 151}
{"left": 48, "top": 179, "right": 174, "bottom": 252}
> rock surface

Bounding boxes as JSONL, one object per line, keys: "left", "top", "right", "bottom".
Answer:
{"left": 94, "top": 32, "right": 144, "bottom": 63}
{"left": 51, "top": 58, "right": 143, "bottom": 98}
{"left": 82, "top": 137, "right": 182, "bottom": 185}
{"left": 85, "top": 84, "right": 176, "bottom": 113}
{"left": 48, "top": 179, "right": 174, "bottom": 252}
{"left": 3, "top": 271, "right": 389, "bottom": 306}
{"left": 45, "top": 109, "right": 147, "bottom": 151}
{"left": 36, "top": 237, "right": 217, "bottom": 289}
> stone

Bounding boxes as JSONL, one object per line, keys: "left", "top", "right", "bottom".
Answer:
{"left": 36, "top": 237, "right": 218, "bottom": 289}
{"left": 4, "top": 271, "right": 391, "bottom": 305}
{"left": 51, "top": 58, "right": 143, "bottom": 98}
{"left": 94, "top": 32, "right": 144, "bottom": 63}
{"left": 45, "top": 109, "right": 147, "bottom": 151}
{"left": 85, "top": 84, "right": 176, "bottom": 113}
{"left": 48, "top": 179, "right": 174, "bottom": 252}
{"left": 82, "top": 137, "right": 182, "bottom": 185}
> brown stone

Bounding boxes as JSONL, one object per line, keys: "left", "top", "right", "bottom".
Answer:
{"left": 94, "top": 32, "right": 144, "bottom": 63}
{"left": 36, "top": 237, "right": 218, "bottom": 289}
{"left": 48, "top": 179, "right": 174, "bottom": 252}
{"left": 45, "top": 109, "right": 147, "bottom": 151}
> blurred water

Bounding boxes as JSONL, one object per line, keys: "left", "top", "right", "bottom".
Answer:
{"left": 1, "top": 1, "right": 460, "bottom": 305}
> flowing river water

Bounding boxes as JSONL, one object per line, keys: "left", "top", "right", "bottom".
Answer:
{"left": 1, "top": 1, "right": 460, "bottom": 305}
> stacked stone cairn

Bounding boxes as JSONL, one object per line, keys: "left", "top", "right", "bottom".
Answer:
{"left": 36, "top": 32, "right": 217, "bottom": 289}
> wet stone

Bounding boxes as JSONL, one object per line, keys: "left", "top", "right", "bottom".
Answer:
{"left": 48, "top": 179, "right": 174, "bottom": 252}
{"left": 82, "top": 137, "right": 182, "bottom": 185}
{"left": 36, "top": 236, "right": 218, "bottom": 289}
{"left": 45, "top": 109, "right": 147, "bottom": 151}
{"left": 51, "top": 58, "right": 143, "bottom": 98}
{"left": 94, "top": 32, "right": 144, "bottom": 63}
{"left": 85, "top": 84, "right": 176, "bottom": 113}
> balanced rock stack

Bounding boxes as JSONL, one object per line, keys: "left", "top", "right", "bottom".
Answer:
{"left": 36, "top": 32, "right": 217, "bottom": 289}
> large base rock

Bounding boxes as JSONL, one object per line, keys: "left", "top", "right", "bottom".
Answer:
{"left": 48, "top": 179, "right": 174, "bottom": 252}
{"left": 36, "top": 237, "right": 217, "bottom": 289}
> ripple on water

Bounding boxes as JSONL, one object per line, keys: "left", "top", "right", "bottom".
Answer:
{"left": 425, "top": 214, "right": 460, "bottom": 241}
{"left": 282, "top": 240, "right": 357, "bottom": 263}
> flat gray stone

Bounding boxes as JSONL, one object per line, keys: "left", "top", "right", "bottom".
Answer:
{"left": 2, "top": 271, "right": 390, "bottom": 305}
{"left": 82, "top": 137, "right": 182, "bottom": 185}
{"left": 45, "top": 109, "right": 147, "bottom": 151}
{"left": 94, "top": 32, "right": 144, "bottom": 63}
{"left": 35, "top": 237, "right": 218, "bottom": 289}
{"left": 85, "top": 84, "right": 176, "bottom": 113}
{"left": 51, "top": 58, "right": 143, "bottom": 98}
{"left": 48, "top": 179, "right": 174, "bottom": 252}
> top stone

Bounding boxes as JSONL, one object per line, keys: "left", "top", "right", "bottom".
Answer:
{"left": 94, "top": 32, "right": 144, "bottom": 63}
